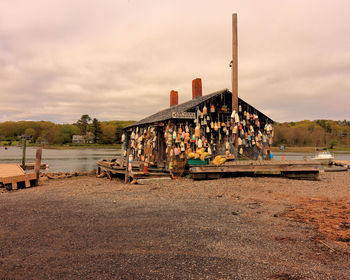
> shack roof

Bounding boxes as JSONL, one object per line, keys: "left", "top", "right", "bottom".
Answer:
{"left": 126, "top": 89, "right": 273, "bottom": 128}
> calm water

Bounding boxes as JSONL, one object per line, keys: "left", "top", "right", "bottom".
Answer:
{"left": 273, "top": 151, "right": 350, "bottom": 161}
{"left": 0, "top": 146, "right": 349, "bottom": 172}
{"left": 0, "top": 146, "right": 120, "bottom": 172}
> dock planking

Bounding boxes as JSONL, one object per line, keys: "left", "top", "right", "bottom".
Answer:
{"left": 189, "top": 160, "right": 322, "bottom": 180}
{"left": 97, "top": 159, "right": 323, "bottom": 182}
{"left": 0, "top": 164, "right": 36, "bottom": 190}
{"left": 97, "top": 160, "right": 170, "bottom": 184}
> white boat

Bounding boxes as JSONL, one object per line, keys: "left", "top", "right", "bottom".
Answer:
{"left": 310, "top": 149, "right": 334, "bottom": 164}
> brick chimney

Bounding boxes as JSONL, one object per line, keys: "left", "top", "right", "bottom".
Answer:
{"left": 192, "top": 78, "right": 202, "bottom": 99}
{"left": 170, "top": 90, "right": 178, "bottom": 107}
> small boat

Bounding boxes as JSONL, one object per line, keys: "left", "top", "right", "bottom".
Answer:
{"left": 310, "top": 149, "right": 334, "bottom": 164}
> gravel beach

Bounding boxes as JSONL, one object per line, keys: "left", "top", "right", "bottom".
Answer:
{"left": 1, "top": 172, "right": 350, "bottom": 279}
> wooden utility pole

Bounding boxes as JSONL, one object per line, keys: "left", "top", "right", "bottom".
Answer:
{"left": 232, "top": 13, "right": 238, "bottom": 113}
{"left": 34, "top": 147, "right": 42, "bottom": 186}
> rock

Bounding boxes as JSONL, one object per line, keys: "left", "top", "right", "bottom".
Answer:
{"left": 231, "top": 211, "right": 239, "bottom": 216}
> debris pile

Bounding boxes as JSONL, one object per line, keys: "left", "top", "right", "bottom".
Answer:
{"left": 40, "top": 170, "right": 96, "bottom": 180}
{"left": 283, "top": 197, "right": 350, "bottom": 243}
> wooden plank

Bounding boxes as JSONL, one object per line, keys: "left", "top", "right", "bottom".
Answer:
{"left": 97, "top": 160, "right": 168, "bottom": 174}
{"left": 12, "top": 181, "right": 18, "bottom": 190}
{"left": 22, "top": 163, "right": 47, "bottom": 170}
{"left": 190, "top": 162, "right": 320, "bottom": 174}
{"left": 1, "top": 172, "right": 36, "bottom": 190}
{"left": 28, "top": 173, "right": 37, "bottom": 180}
{"left": 25, "top": 178, "right": 30, "bottom": 188}
{"left": 0, "top": 164, "right": 25, "bottom": 178}
{"left": 3, "top": 175, "right": 27, "bottom": 184}
{"left": 98, "top": 163, "right": 170, "bottom": 180}
{"left": 282, "top": 171, "right": 319, "bottom": 180}
{"left": 223, "top": 160, "right": 320, "bottom": 167}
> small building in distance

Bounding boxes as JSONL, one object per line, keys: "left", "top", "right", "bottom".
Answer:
{"left": 72, "top": 133, "right": 94, "bottom": 144}
{"left": 72, "top": 135, "right": 86, "bottom": 144}
{"left": 122, "top": 78, "right": 274, "bottom": 172}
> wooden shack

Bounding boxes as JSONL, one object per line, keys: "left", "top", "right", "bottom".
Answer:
{"left": 122, "top": 82, "right": 274, "bottom": 174}
{"left": 99, "top": 14, "right": 319, "bottom": 181}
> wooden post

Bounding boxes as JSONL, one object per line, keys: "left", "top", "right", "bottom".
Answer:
{"left": 232, "top": 13, "right": 238, "bottom": 113}
{"left": 125, "top": 147, "right": 130, "bottom": 184}
{"left": 156, "top": 127, "right": 161, "bottom": 166}
{"left": 120, "top": 143, "right": 125, "bottom": 167}
{"left": 34, "top": 147, "right": 42, "bottom": 186}
{"left": 232, "top": 13, "right": 239, "bottom": 154}
{"left": 21, "top": 139, "right": 26, "bottom": 168}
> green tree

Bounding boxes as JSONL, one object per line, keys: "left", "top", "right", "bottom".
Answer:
{"left": 24, "top": 128, "right": 35, "bottom": 141}
{"left": 54, "top": 124, "right": 80, "bottom": 144}
{"left": 76, "top": 114, "right": 91, "bottom": 135}
{"left": 115, "top": 126, "right": 123, "bottom": 143}
{"left": 100, "top": 123, "right": 116, "bottom": 144}
{"left": 329, "top": 139, "right": 338, "bottom": 149}
{"left": 92, "top": 118, "right": 102, "bottom": 143}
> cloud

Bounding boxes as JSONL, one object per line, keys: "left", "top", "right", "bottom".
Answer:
{"left": 0, "top": 0, "right": 349, "bottom": 123}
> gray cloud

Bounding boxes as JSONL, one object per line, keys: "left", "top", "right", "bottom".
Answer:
{"left": 0, "top": 0, "right": 349, "bottom": 123}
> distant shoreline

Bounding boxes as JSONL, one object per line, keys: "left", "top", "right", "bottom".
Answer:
{"left": 271, "top": 146, "right": 350, "bottom": 153}
{"left": 0, "top": 143, "right": 122, "bottom": 150}
{"left": 1, "top": 143, "right": 349, "bottom": 153}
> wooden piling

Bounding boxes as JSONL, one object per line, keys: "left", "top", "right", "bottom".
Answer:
{"left": 34, "top": 147, "right": 42, "bottom": 186}
{"left": 21, "top": 139, "right": 26, "bottom": 167}
{"left": 125, "top": 147, "right": 130, "bottom": 184}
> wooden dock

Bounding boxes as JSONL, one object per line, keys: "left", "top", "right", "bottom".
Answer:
{"left": 189, "top": 160, "right": 322, "bottom": 180}
{"left": 22, "top": 163, "right": 47, "bottom": 170}
{"left": 97, "top": 160, "right": 170, "bottom": 184}
{"left": 97, "top": 159, "right": 324, "bottom": 182}
{"left": 0, "top": 164, "right": 37, "bottom": 190}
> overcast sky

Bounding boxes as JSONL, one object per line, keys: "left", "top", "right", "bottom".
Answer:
{"left": 0, "top": 0, "right": 349, "bottom": 123}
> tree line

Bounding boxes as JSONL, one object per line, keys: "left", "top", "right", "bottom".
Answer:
{"left": 273, "top": 120, "right": 350, "bottom": 148}
{"left": 0, "top": 115, "right": 134, "bottom": 145}
{"left": 1, "top": 117, "right": 349, "bottom": 148}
